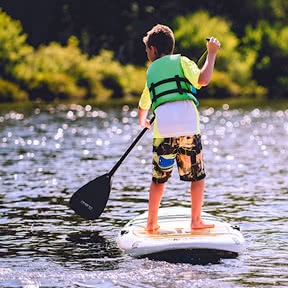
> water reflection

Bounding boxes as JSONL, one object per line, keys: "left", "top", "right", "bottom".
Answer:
{"left": 0, "top": 103, "right": 288, "bottom": 287}
{"left": 64, "top": 231, "right": 123, "bottom": 270}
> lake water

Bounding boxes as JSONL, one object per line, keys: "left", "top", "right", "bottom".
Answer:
{"left": 0, "top": 103, "right": 287, "bottom": 288}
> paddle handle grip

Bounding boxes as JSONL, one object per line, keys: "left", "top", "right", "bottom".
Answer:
{"left": 108, "top": 116, "right": 155, "bottom": 177}
{"left": 196, "top": 38, "right": 210, "bottom": 66}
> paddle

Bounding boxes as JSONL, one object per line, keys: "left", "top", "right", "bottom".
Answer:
{"left": 69, "top": 116, "right": 155, "bottom": 220}
{"left": 196, "top": 38, "right": 211, "bottom": 67}
{"left": 70, "top": 38, "right": 210, "bottom": 220}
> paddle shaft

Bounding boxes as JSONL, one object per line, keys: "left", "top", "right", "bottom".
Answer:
{"left": 197, "top": 38, "right": 210, "bottom": 66}
{"left": 69, "top": 118, "right": 154, "bottom": 220}
{"left": 108, "top": 116, "right": 155, "bottom": 177}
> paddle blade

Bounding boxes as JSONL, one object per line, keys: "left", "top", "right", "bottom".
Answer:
{"left": 69, "top": 174, "right": 111, "bottom": 220}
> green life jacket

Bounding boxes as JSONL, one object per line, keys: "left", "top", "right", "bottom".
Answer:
{"left": 147, "top": 54, "right": 198, "bottom": 113}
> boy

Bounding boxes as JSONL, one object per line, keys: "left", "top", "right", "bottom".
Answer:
{"left": 138, "top": 24, "right": 220, "bottom": 232}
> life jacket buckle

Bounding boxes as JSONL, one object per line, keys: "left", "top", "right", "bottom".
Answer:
{"left": 175, "top": 75, "right": 183, "bottom": 94}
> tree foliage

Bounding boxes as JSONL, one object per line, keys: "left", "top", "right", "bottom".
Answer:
{"left": 243, "top": 21, "right": 288, "bottom": 97}
{"left": 14, "top": 37, "right": 89, "bottom": 101}
{"left": 0, "top": 8, "right": 33, "bottom": 76}
{"left": 1, "top": 1, "right": 288, "bottom": 102}
{"left": 174, "top": 11, "right": 266, "bottom": 98}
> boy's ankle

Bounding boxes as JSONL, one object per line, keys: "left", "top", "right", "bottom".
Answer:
{"left": 146, "top": 223, "right": 160, "bottom": 231}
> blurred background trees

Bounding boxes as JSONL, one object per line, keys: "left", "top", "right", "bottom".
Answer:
{"left": 1, "top": 0, "right": 288, "bottom": 103}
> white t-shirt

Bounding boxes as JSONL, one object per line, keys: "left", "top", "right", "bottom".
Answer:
{"left": 153, "top": 100, "right": 200, "bottom": 137}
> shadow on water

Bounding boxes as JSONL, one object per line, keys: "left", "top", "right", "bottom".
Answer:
{"left": 140, "top": 249, "right": 238, "bottom": 265}
{"left": 0, "top": 188, "right": 124, "bottom": 271}
{"left": 0, "top": 230, "right": 123, "bottom": 271}
{"left": 63, "top": 231, "right": 123, "bottom": 271}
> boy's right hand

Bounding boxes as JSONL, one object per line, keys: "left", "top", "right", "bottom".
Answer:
{"left": 140, "top": 119, "right": 152, "bottom": 130}
{"left": 138, "top": 107, "right": 152, "bottom": 130}
{"left": 207, "top": 37, "right": 220, "bottom": 55}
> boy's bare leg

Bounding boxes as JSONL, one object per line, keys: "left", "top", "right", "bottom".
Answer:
{"left": 190, "top": 179, "right": 215, "bottom": 229}
{"left": 146, "top": 182, "right": 165, "bottom": 231}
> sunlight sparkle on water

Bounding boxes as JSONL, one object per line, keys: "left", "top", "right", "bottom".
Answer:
{"left": 0, "top": 104, "right": 288, "bottom": 288}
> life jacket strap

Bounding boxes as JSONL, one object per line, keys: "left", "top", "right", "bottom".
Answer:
{"left": 149, "top": 75, "right": 197, "bottom": 104}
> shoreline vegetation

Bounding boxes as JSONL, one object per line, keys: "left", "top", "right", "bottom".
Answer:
{"left": 1, "top": 6, "right": 288, "bottom": 106}
{"left": 0, "top": 97, "right": 287, "bottom": 113}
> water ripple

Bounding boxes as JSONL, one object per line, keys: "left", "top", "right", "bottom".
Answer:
{"left": 0, "top": 104, "right": 287, "bottom": 287}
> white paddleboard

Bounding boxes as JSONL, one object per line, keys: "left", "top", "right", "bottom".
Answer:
{"left": 117, "top": 207, "right": 245, "bottom": 263}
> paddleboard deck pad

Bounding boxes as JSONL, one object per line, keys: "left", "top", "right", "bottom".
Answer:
{"left": 117, "top": 207, "right": 245, "bottom": 264}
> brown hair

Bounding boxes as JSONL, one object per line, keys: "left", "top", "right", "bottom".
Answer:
{"left": 143, "top": 24, "right": 175, "bottom": 55}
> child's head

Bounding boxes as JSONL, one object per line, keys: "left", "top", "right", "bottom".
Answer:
{"left": 143, "top": 24, "right": 175, "bottom": 60}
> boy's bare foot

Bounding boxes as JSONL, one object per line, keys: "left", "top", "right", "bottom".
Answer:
{"left": 191, "top": 221, "right": 215, "bottom": 230}
{"left": 145, "top": 224, "right": 160, "bottom": 232}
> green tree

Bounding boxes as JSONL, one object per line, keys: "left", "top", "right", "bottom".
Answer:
{"left": 14, "top": 36, "right": 90, "bottom": 101}
{"left": 0, "top": 8, "right": 31, "bottom": 102}
{"left": 243, "top": 21, "right": 288, "bottom": 98}
{"left": 0, "top": 8, "right": 33, "bottom": 78}
{"left": 174, "top": 11, "right": 266, "bottom": 98}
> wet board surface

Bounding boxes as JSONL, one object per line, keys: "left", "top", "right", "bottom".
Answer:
{"left": 117, "top": 207, "right": 245, "bottom": 263}
{"left": 132, "top": 221, "right": 230, "bottom": 239}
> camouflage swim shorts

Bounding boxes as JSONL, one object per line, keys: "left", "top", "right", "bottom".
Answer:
{"left": 152, "top": 135, "right": 206, "bottom": 183}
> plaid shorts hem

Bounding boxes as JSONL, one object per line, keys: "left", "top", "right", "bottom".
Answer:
{"left": 180, "top": 173, "right": 206, "bottom": 182}
{"left": 152, "top": 177, "right": 169, "bottom": 184}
